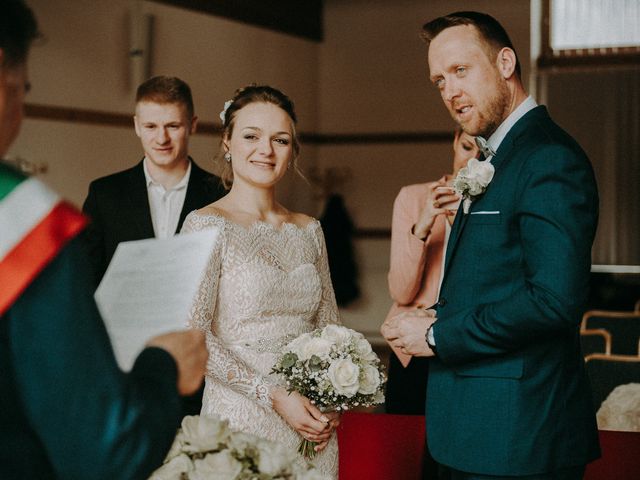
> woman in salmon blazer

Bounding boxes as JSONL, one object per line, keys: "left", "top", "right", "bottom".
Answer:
{"left": 381, "top": 128, "right": 478, "bottom": 478}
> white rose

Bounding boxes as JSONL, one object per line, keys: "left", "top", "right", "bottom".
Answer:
{"left": 149, "top": 454, "right": 193, "bottom": 480}
{"left": 181, "top": 415, "right": 228, "bottom": 453}
{"left": 227, "top": 430, "right": 260, "bottom": 452}
{"left": 192, "top": 450, "right": 242, "bottom": 480}
{"left": 359, "top": 364, "right": 382, "bottom": 395}
{"left": 327, "top": 358, "right": 360, "bottom": 397}
{"left": 257, "top": 438, "right": 297, "bottom": 475}
{"left": 321, "top": 324, "right": 353, "bottom": 346}
{"left": 300, "top": 337, "right": 333, "bottom": 361}
{"left": 286, "top": 332, "right": 313, "bottom": 358}
{"left": 354, "top": 337, "right": 372, "bottom": 356}
{"left": 465, "top": 158, "right": 495, "bottom": 195}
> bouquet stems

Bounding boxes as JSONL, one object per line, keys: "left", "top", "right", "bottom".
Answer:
{"left": 298, "top": 438, "right": 318, "bottom": 459}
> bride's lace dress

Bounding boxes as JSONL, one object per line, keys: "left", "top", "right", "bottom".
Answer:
{"left": 182, "top": 212, "right": 340, "bottom": 478}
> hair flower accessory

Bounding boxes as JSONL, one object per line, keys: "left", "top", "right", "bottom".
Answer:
{"left": 453, "top": 158, "right": 495, "bottom": 213}
{"left": 219, "top": 100, "right": 233, "bottom": 124}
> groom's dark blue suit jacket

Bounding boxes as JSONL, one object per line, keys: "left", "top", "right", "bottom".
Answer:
{"left": 429, "top": 106, "right": 600, "bottom": 476}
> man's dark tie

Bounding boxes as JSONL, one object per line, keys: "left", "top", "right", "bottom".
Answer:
{"left": 475, "top": 136, "right": 495, "bottom": 161}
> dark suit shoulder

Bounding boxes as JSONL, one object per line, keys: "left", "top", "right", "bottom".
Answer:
{"left": 187, "top": 159, "right": 225, "bottom": 197}
{"left": 87, "top": 162, "right": 143, "bottom": 192}
{"left": 509, "top": 107, "right": 589, "bottom": 169}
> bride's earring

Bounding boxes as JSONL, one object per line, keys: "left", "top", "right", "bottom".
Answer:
{"left": 224, "top": 152, "right": 232, "bottom": 163}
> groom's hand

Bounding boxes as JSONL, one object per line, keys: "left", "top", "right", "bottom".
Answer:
{"left": 382, "top": 309, "right": 436, "bottom": 357}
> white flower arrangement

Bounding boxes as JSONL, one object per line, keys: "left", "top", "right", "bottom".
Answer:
{"left": 271, "top": 324, "right": 386, "bottom": 458}
{"left": 596, "top": 383, "right": 640, "bottom": 432}
{"left": 452, "top": 158, "right": 495, "bottom": 213}
{"left": 219, "top": 100, "right": 233, "bottom": 124}
{"left": 149, "top": 415, "right": 327, "bottom": 479}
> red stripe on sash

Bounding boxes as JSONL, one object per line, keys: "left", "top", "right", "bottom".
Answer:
{"left": 0, "top": 202, "right": 87, "bottom": 316}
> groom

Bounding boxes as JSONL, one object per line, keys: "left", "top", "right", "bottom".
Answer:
{"left": 382, "top": 11, "right": 600, "bottom": 479}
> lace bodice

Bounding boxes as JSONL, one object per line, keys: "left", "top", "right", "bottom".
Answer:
{"left": 181, "top": 211, "right": 340, "bottom": 477}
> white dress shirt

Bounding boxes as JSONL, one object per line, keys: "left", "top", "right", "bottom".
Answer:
{"left": 143, "top": 159, "right": 191, "bottom": 239}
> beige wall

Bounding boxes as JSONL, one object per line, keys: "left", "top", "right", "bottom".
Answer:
{"left": 10, "top": 0, "right": 320, "bottom": 206}
{"left": 9, "top": 0, "right": 536, "bottom": 342}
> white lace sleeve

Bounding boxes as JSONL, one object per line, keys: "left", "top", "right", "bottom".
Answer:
{"left": 182, "top": 213, "right": 274, "bottom": 407}
{"left": 312, "top": 224, "right": 341, "bottom": 328}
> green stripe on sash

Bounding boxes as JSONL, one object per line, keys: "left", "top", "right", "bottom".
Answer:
{"left": 0, "top": 162, "right": 26, "bottom": 202}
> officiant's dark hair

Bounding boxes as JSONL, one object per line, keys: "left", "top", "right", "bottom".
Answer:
{"left": 0, "top": 0, "right": 39, "bottom": 68}
{"left": 421, "top": 11, "right": 521, "bottom": 79}
{"left": 217, "top": 84, "right": 301, "bottom": 189}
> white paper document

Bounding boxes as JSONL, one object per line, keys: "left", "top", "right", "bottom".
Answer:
{"left": 95, "top": 228, "right": 219, "bottom": 371}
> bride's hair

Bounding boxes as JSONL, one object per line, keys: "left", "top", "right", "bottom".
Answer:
{"left": 217, "top": 85, "right": 301, "bottom": 189}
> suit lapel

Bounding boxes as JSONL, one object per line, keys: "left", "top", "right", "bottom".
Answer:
{"left": 127, "top": 160, "right": 155, "bottom": 238}
{"left": 176, "top": 159, "right": 218, "bottom": 233}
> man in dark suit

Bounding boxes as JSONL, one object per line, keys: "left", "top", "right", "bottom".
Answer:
{"left": 83, "top": 75, "right": 225, "bottom": 285}
{"left": 83, "top": 76, "right": 223, "bottom": 417}
{"left": 1, "top": 2, "right": 208, "bottom": 478}
{"left": 382, "top": 11, "right": 600, "bottom": 479}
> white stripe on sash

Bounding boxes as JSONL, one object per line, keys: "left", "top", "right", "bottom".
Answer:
{"left": 0, "top": 177, "right": 60, "bottom": 260}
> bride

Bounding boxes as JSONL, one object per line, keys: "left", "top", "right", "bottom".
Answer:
{"left": 182, "top": 85, "right": 340, "bottom": 477}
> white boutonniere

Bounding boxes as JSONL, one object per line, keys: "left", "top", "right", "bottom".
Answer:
{"left": 453, "top": 158, "right": 495, "bottom": 214}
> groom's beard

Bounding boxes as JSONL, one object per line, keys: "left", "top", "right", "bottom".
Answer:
{"left": 457, "top": 75, "right": 512, "bottom": 139}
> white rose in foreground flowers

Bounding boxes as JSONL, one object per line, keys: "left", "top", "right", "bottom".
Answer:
{"left": 191, "top": 450, "right": 242, "bottom": 480}
{"left": 300, "top": 337, "right": 333, "bottom": 361}
{"left": 359, "top": 364, "right": 382, "bottom": 395}
{"left": 354, "top": 337, "right": 376, "bottom": 360}
{"left": 327, "top": 358, "right": 360, "bottom": 397}
{"left": 453, "top": 157, "right": 495, "bottom": 213}
{"left": 181, "top": 414, "right": 227, "bottom": 453}
{"left": 257, "top": 437, "right": 298, "bottom": 475}
{"left": 149, "top": 454, "right": 192, "bottom": 479}
{"left": 320, "top": 324, "right": 352, "bottom": 346}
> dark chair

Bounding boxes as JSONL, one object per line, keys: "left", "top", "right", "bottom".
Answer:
{"left": 581, "top": 310, "right": 640, "bottom": 355}
{"left": 580, "top": 329, "right": 611, "bottom": 356}
{"left": 584, "top": 353, "right": 640, "bottom": 411}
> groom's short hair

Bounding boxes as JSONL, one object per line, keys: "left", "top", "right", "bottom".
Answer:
{"left": 421, "top": 11, "right": 521, "bottom": 79}
{"left": 0, "top": 0, "right": 39, "bottom": 68}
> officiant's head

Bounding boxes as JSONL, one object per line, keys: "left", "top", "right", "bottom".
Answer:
{"left": 0, "top": 0, "right": 39, "bottom": 157}
{"left": 421, "top": 12, "right": 527, "bottom": 139}
{"left": 217, "top": 84, "right": 302, "bottom": 190}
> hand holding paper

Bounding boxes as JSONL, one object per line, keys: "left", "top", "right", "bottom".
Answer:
{"left": 95, "top": 228, "right": 219, "bottom": 371}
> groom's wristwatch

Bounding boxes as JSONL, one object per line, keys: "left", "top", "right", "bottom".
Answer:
{"left": 425, "top": 324, "right": 437, "bottom": 355}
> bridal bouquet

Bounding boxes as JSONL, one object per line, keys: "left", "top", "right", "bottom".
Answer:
{"left": 272, "top": 324, "right": 386, "bottom": 458}
{"left": 149, "top": 415, "right": 327, "bottom": 480}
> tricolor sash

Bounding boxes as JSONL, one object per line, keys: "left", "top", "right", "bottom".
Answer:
{"left": 0, "top": 162, "right": 87, "bottom": 316}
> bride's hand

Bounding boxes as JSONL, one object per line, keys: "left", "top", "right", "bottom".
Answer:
{"left": 271, "top": 388, "right": 335, "bottom": 452}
